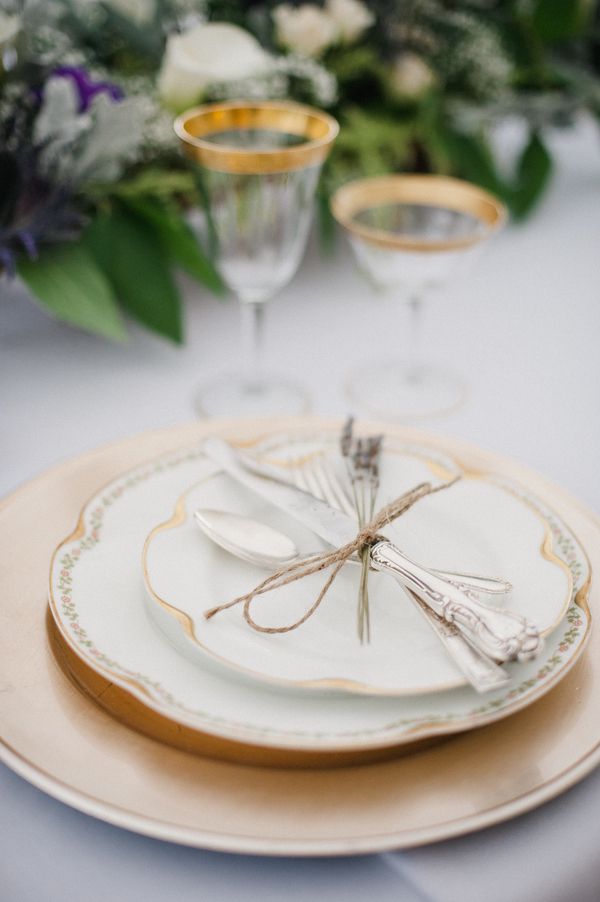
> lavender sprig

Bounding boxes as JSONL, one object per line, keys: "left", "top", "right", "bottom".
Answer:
{"left": 340, "top": 419, "right": 384, "bottom": 643}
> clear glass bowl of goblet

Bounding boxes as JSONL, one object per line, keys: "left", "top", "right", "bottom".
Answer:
{"left": 176, "top": 100, "right": 338, "bottom": 417}
{"left": 331, "top": 175, "right": 506, "bottom": 419}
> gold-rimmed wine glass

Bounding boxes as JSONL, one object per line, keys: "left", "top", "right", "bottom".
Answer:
{"left": 176, "top": 100, "right": 338, "bottom": 417}
{"left": 331, "top": 175, "right": 507, "bottom": 419}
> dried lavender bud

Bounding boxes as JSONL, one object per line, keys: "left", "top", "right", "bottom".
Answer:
{"left": 340, "top": 417, "right": 354, "bottom": 458}
{"left": 367, "top": 435, "right": 383, "bottom": 478}
{"left": 353, "top": 438, "right": 367, "bottom": 472}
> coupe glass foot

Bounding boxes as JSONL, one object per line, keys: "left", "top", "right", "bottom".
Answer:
{"left": 194, "top": 374, "right": 310, "bottom": 418}
{"left": 345, "top": 360, "right": 467, "bottom": 420}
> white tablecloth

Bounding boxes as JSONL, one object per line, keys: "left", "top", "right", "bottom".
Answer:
{"left": 1, "top": 118, "right": 599, "bottom": 902}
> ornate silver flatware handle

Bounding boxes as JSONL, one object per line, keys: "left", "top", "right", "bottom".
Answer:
{"left": 370, "top": 541, "right": 543, "bottom": 664}
{"left": 404, "top": 589, "right": 511, "bottom": 692}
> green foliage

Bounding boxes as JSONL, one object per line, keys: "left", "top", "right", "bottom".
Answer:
{"left": 329, "top": 108, "right": 414, "bottom": 187}
{"left": 5, "top": 0, "right": 600, "bottom": 344}
{"left": 316, "top": 188, "right": 337, "bottom": 255}
{"left": 509, "top": 132, "right": 553, "bottom": 219}
{"left": 76, "top": 167, "right": 228, "bottom": 340}
{"left": 61, "top": 0, "right": 167, "bottom": 73}
{"left": 323, "top": 0, "right": 600, "bottom": 221}
{"left": 0, "top": 152, "right": 20, "bottom": 228}
{"left": 431, "top": 125, "right": 552, "bottom": 219}
{"left": 18, "top": 243, "right": 127, "bottom": 342}
{"left": 122, "top": 197, "right": 226, "bottom": 295}
{"left": 87, "top": 168, "right": 197, "bottom": 202}
{"left": 189, "top": 167, "right": 220, "bottom": 259}
{"left": 439, "top": 129, "right": 505, "bottom": 198}
{"left": 327, "top": 46, "right": 388, "bottom": 106}
{"left": 16, "top": 193, "right": 227, "bottom": 344}
{"left": 532, "top": 0, "right": 592, "bottom": 43}
{"left": 83, "top": 209, "right": 183, "bottom": 343}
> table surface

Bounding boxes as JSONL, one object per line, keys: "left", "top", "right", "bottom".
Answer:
{"left": 1, "top": 117, "right": 599, "bottom": 902}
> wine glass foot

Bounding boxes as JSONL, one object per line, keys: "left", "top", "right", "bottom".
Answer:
{"left": 345, "top": 360, "right": 467, "bottom": 420}
{"left": 194, "top": 374, "right": 311, "bottom": 418}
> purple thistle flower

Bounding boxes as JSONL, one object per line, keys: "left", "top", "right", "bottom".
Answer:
{"left": 52, "top": 66, "right": 124, "bottom": 112}
{"left": 1, "top": 144, "right": 85, "bottom": 279}
{"left": 17, "top": 230, "right": 38, "bottom": 260}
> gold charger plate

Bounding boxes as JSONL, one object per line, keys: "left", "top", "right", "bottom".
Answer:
{"left": 0, "top": 416, "right": 598, "bottom": 855}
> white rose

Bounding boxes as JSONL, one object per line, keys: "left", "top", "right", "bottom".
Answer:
{"left": 325, "top": 0, "right": 374, "bottom": 44}
{"left": 105, "top": 0, "right": 156, "bottom": 26}
{"left": 158, "top": 22, "right": 271, "bottom": 111}
{"left": 273, "top": 4, "right": 339, "bottom": 58}
{"left": 391, "top": 53, "right": 436, "bottom": 99}
{"left": 0, "top": 12, "right": 20, "bottom": 47}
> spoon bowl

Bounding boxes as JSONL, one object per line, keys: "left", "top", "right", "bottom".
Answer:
{"left": 193, "top": 507, "right": 512, "bottom": 595}
{"left": 194, "top": 508, "right": 298, "bottom": 569}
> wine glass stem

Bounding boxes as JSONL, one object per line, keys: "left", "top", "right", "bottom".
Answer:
{"left": 240, "top": 300, "right": 265, "bottom": 393}
{"left": 407, "top": 294, "right": 423, "bottom": 383}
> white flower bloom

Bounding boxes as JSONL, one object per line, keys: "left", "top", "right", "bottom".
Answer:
{"left": 273, "top": 4, "right": 339, "bottom": 58}
{"left": 325, "top": 0, "right": 374, "bottom": 44}
{"left": 274, "top": 54, "right": 338, "bottom": 106}
{"left": 32, "top": 76, "right": 145, "bottom": 184}
{"left": 0, "top": 12, "right": 20, "bottom": 47}
{"left": 33, "top": 77, "right": 90, "bottom": 177}
{"left": 72, "top": 93, "right": 145, "bottom": 183}
{"left": 158, "top": 22, "right": 272, "bottom": 111}
{"left": 105, "top": 0, "right": 157, "bottom": 26}
{"left": 391, "top": 53, "right": 436, "bottom": 99}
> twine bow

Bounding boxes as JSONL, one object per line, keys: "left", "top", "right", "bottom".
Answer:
{"left": 204, "top": 475, "right": 460, "bottom": 635}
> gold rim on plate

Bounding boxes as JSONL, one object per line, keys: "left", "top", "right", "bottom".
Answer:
{"left": 0, "top": 417, "right": 599, "bottom": 854}
{"left": 175, "top": 100, "right": 339, "bottom": 174}
{"left": 45, "top": 427, "right": 590, "bottom": 765}
{"left": 330, "top": 174, "right": 507, "bottom": 252}
{"left": 47, "top": 611, "right": 443, "bottom": 769}
{"left": 142, "top": 436, "right": 574, "bottom": 698}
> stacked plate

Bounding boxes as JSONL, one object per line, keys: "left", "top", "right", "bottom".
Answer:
{"left": 48, "top": 428, "right": 591, "bottom": 768}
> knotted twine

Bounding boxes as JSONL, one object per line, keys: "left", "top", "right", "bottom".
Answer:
{"left": 203, "top": 474, "right": 460, "bottom": 635}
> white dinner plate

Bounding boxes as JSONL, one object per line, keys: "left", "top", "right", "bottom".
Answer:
{"left": 48, "top": 431, "right": 591, "bottom": 756}
{"left": 143, "top": 433, "right": 573, "bottom": 695}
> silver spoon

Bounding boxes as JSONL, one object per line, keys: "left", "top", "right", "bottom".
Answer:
{"left": 194, "top": 508, "right": 512, "bottom": 595}
{"left": 193, "top": 507, "right": 512, "bottom": 693}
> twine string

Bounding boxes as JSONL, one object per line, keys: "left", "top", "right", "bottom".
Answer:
{"left": 203, "top": 475, "right": 460, "bottom": 634}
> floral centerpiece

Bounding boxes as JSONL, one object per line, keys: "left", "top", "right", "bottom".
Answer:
{"left": 1, "top": 0, "right": 599, "bottom": 342}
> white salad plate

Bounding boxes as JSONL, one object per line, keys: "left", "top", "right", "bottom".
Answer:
{"left": 48, "top": 431, "right": 591, "bottom": 759}
{"left": 143, "top": 433, "right": 573, "bottom": 696}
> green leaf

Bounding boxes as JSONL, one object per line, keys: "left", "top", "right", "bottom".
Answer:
{"left": 17, "top": 243, "right": 127, "bottom": 342}
{"left": 83, "top": 210, "right": 183, "bottom": 343}
{"left": 532, "top": 0, "right": 591, "bottom": 42}
{"left": 509, "top": 132, "right": 552, "bottom": 220}
{"left": 122, "top": 198, "right": 226, "bottom": 295}
{"left": 316, "top": 189, "right": 336, "bottom": 256}
{"left": 100, "top": 6, "right": 165, "bottom": 64}
{"left": 190, "top": 167, "right": 219, "bottom": 258}
{"left": 85, "top": 168, "right": 196, "bottom": 202}
{"left": 331, "top": 108, "right": 413, "bottom": 180}
{"left": 442, "top": 130, "right": 506, "bottom": 198}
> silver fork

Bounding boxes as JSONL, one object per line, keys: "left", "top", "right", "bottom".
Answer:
{"left": 290, "top": 451, "right": 512, "bottom": 596}
{"left": 288, "top": 449, "right": 513, "bottom": 693}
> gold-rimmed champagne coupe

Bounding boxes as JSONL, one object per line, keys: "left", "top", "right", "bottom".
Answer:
{"left": 331, "top": 175, "right": 506, "bottom": 419}
{"left": 176, "top": 100, "right": 339, "bottom": 416}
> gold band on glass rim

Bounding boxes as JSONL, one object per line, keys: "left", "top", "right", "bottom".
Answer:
{"left": 330, "top": 174, "right": 507, "bottom": 252}
{"left": 174, "top": 100, "right": 339, "bottom": 174}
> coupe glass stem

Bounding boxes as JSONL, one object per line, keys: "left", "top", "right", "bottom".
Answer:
{"left": 406, "top": 294, "right": 423, "bottom": 383}
{"left": 240, "top": 300, "right": 266, "bottom": 394}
